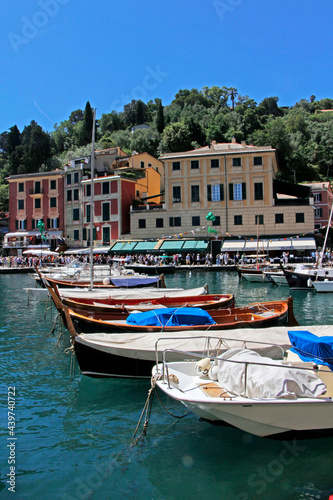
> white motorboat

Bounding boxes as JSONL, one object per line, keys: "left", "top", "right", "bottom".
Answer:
{"left": 152, "top": 330, "right": 333, "bottom": 437}
{"left": 313, "top": 280, "right": 333, "bottom": 293}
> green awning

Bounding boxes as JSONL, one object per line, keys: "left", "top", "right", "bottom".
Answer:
{"left": 110, "top": 242, "right": 125, "bottom": 251}
{"left": 195, "top": 240, "right": 209, "bottom": 251}
{"left": 133, "top": 241, "right": 157, "bottom": 252}
{"left": 121, "top": 242, "right": 137, "bottom": 251}
{"left": 182, "top": 240, "right": 209, "bottom": 251}
{"left": 160, "top": 240, "right": 185, "bottom": 251}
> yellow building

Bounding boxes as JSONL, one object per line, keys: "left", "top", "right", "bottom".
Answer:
{"left": 129, "top": 140, "right": 314, "bottom": 239}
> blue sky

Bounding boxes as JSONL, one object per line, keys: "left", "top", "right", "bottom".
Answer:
{"left": 1, "top": 0, "right": 332, "bottom": 133}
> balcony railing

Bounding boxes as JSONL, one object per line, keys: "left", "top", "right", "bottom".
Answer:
{"left": 130, "top": 203, "right": 165, "bottom": 212}
{"left": 29, "top": 188, "right": 44, "bottom": 195}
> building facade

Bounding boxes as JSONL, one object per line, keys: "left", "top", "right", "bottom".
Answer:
{"left": 82, "top": 175, "right": 136, "bottom": 246}
{"left": 130, "top": 141, "right": 314, "bottom": 239}
{"left": 4, "top": 171, "right": 64, "bottom": 252}
{"left": 302, "top": 182, "right": 333, "bottom": 229}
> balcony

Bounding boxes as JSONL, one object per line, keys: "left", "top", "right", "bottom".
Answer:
{"left": 29, "top": 188, "right": 44, "bottom": 197}
{"left": 130, "top": 203, "right": 165, "bottom": 212}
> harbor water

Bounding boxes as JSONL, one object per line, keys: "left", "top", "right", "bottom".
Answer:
{"left": 1, "top": 271, "right": 333, "bottom": 500}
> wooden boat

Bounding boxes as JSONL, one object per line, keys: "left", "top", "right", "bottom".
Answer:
{"left": 67, "top": 298, "right": 297, "bottom": 334}
{"left": 39, "top": 272, "right": 164, "bottom": 289}
{"left": 64, "top": 314, "right": 333, "bottom": 380}
{"left": 152, "top": 331, "right": 333, "bottom": 437}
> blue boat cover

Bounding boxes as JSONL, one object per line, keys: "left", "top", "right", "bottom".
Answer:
{"left": 126, "top": 307, "right": 216, "bottom": 327}
{"left": 288, "top": 330, "right": 333, "bottom": 370}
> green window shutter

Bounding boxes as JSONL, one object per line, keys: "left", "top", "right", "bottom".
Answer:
{"left": 242, "top": 183, "right": 246, "bottom": 200}
{"left": 207, "top": 185, "right": 212, "bottom": 202}
{"left": 229, "top": 183, "right": 233, "bottom": 201}
{"left": 220, "top": 184, "right": 224, "bottom": 201}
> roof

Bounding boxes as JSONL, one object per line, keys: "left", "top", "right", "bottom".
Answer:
{"left": 160, "top": 142, "right": 276, "bottom": 160}
{"left": 6, "top": 170, "right": 64, "bottom": 181}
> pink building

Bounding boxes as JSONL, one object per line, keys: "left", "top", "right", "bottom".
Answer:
{"left": 4, "top": 171, "right": 64, "bottom": 253}
{"left": 303, "top": 182, "right": 333, "bottom": 229}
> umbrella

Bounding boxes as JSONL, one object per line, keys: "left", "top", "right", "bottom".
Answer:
{"left": 23, "top": 249, "right": 58, "bottom": 256}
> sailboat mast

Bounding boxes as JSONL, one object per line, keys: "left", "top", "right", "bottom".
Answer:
{"left": 256, "top": 216, "right": 260, "bottom": 270}
{"left": 89, "top": 109, "right": 96, "bottom": 289}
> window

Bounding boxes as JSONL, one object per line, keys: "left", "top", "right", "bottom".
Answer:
{"left": 74, "top": 172, "right": 79, "bottom": 184}
{"left": 296, "top": 213, "right": 305, "bottom": 223}
{"left": 138, "top": 219, "right": 146, "bottom": 228}
{"left": 73, "top": 208, "right": 80, "bottom": 221}
{"left": 212, "top": 216, "right": 220, "bottom": 226}
{"left": 254, "top": 183, "right": 263, "bottom": 200}
{"left": 172, "top": 162, "right": 180, "bottom": 170}
{"left": 211, "top": 159, "right": 219, "bottom": 168}
{"left": 73, "top": 189, "right": 79, "bottom": 201}
{"left": 255, "top": 215, "right": 264, "bottom": 225}
{"left": 35, "top": 181, "right": 41, "bottom": 194}
{"left": 191, "top": 160, "right": 199, "bottom": 169}
{"left": 136, "top": 190, "right": 140, "bottom": 197}
{"left": 50, "top": 198, "right": 57, "bottom": 208}
{"left": 140, "top": 161, "right": 145, "bottom": 169}
{"left": 18, "top": 183, "right": 24, "bottom": 192}
{"left": 315, "top": 207, "right": 323, "bottom": 218}
{"left": 50, "top": 180, "right": 56, "bottom": 190}
{"left": 314, "top": 193, "right": 322, "bottom": 203}
{"left": 67, "top": 190, "right": 72, "bottom": 202}
{"left": 207, "top": 184, "right": 224, "bottom": 202}
{"left": 17, "top": 219, "right": 26, "bottom": 229}
{"left": 83, "top": 228, "right": 87, "bottom": 240}
{"left": 102, "top": 182, "right": 109, "bottom": 195}
{"left": 192, "top": 216, "right": 200, "bottom": 226}
{"left": 18, "top": 200, "right": 24, "bottom": 210}
{"left": 234, "top": 215, "right": 242, "bottom": 225}
{"left": 275, "top": 213, "right": 284, "bottom": 224}
{"left": 74, "top": 229, "right": 79, "bottom": 241}
{"left": 47, "top": 218, "right": 59, "bottom": 229}
{"left": 232, "top": 158, "right": 241, "bottom": 167}
{"left": 102, "top": 202, "right": 110, "bottom": 221}
{"left": 156, "top": 218, "right": 164, "bottom": 228}
{"left": 229, "top": 183, "right": 246, "bottom": 200}
{"left": 173, "top": 186, "right": 181, "bottom": 203}
{"left": 86, "top": 205, "right": 91, "bottom": 223}
{"left": 86, "top": 184, "right": 91, "bottom": 197}
{"left": 66, "top": 174, "right": 71, "bottom": 186}
{"left": 191, "top": 185, "right": 200, "bottom": 202}
{"left": 253, "top": 156, "right": 263, "bottom": 166}
{"left": 35, "top": 198, "right": 41, "bottom": 209}
{"left": 169, "top": 217, "right": 181, "bottom": 227}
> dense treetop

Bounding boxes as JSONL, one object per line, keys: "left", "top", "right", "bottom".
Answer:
{"left": 0, "top": 87, "right": 332, "bottom": 211}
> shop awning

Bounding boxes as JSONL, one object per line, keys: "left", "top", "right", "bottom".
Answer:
{"left": 221, "top": 240, "right": 246, "bottom": 252}
{"left": 45, "top": 230, "right": 63, "bottom": 239}
{"left": 291, "top": 238, "right": 316, "bottom": 250}
{"left": 244, "top": 240, "right": 269, "bottom": 252}
{"left": 110, "top": 242, "right": 125, "bottom": 252}
{"left": 268, "top": 239, "right": 294, "bottom": 251}
{"left": 182, "top": 240, "right": 209, "bottom": 251}
{"left": 4, "top": 231, "right": 40, "bottom": 239}
{"left": 133, "top": 242, "right": 158, "bottom": 252}
{"left": 160, "top": 240, "right": 185, "bottom": 251}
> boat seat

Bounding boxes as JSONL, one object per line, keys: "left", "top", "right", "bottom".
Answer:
{"left": 198, "top": 382, "right": 234, "bottom": 399}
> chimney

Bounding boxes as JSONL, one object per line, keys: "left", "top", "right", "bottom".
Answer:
{"left": 241, "top": 141, "right": 246, "bottom": 147}
{"left": 232, "top": 137, "right": 236, "bottom": 144}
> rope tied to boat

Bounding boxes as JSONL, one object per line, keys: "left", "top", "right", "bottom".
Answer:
{"left": 64, "top": 343, "right": 76, "bottom": 380}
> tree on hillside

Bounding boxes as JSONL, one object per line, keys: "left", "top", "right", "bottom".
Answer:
{"left": 20, "top": 121, "right": 52, "bottom": 173}
{"left": 79, "top": 102, "right": 94, "bottom": 146}
{"left": 123, "top": 100, "right": 148, "bottom": 128}
{"left": 159, "top": 122, "right": 193, "bottom": 153}
{"left": 155, "top": 99, "right": 165, "bottom": 134}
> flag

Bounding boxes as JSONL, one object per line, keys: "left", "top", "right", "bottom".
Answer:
{"left": 207, "top": 226, "right": 218, "bottom": 234}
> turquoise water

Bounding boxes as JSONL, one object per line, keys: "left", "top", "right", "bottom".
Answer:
{"left": 1, "top": 272, "right": 333, "bottom": 500}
